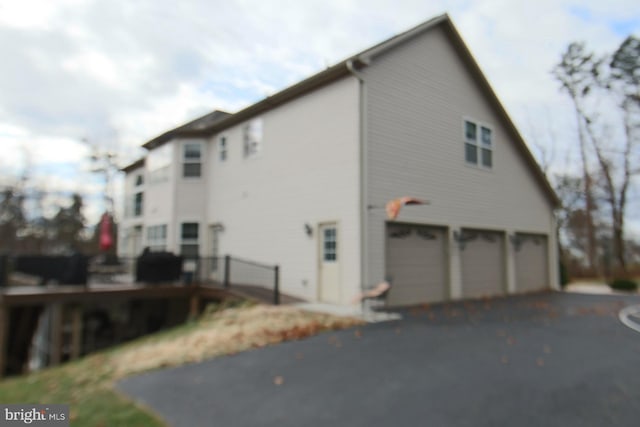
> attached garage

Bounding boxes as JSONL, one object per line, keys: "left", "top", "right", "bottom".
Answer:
{"left": 514, "top": 233, "right": 549, "bottom": 292}
{"left": 385, "top": 223, "right": 448, "bottom": 306}
{"left": 460, "top": 229, "right": 506, "bottom": 298}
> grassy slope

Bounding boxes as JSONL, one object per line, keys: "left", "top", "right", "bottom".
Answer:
{"left": 0, "top": 303, "right": 362, "bottom": 426}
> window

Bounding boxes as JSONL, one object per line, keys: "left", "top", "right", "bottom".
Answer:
{"left": 133, "top": 192, "right": 143, "bottom": 217}
{"left": 181, "top": 222, "right": 199, "bottom": 258}
{"left": 323, "top": 227, "right": 337, "bottom": 262}
{"left": 480, "top": 127, "right": 492, "bottom": 168}
{"left": 183, "top": 142, "right": 202, "bottom": 177}
{"left": 219, "top": 136, "right": 227, "bottom": 161}
{"left": 135, "top": 174, "right": 144, "bottom": 186}
{"left": 464, "top": 119, "right": 493, "bottom": 169}
{"left": 243, "top": 119, "right": 263, "bottom": 158}
{"left": 147, "top": 225, "right": 167, "bottom": 252}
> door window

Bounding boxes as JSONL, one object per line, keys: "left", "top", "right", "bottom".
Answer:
{"left": 323, "top": 227, "right": 337, "bottom": 262}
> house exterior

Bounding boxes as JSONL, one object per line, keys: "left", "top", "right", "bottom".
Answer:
{"left": 119, "top": 14, "right": 559, "bottom": 306}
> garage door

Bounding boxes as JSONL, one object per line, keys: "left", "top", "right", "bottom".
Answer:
{"left": 385, "top": 224, "right": 448, "bottom": 306}
{"left": 460, "top": 229, "right": 505, "bottom": 298}
{"left": 514, "top": 233, "right": 548, "bottom": 292}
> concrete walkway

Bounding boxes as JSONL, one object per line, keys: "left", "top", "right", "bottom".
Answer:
{"left": 564, "top": 280, "right": 639, "bottom": 296}
{"left": 296, "top": 281, "right": 636, "bottom": 322}
{"left": 293, "top": 302, "right": 402, "bottom": 323}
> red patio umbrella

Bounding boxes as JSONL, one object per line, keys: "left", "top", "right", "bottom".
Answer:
{"left": 99, "top": 212, "right": 113, "bottom": 251}
{"left": 385, "top": 197, "right": 427, "bottom": 220}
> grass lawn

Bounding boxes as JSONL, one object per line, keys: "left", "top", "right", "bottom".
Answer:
{"left": 0, "top": 302, "right": 363, "bottom": 426}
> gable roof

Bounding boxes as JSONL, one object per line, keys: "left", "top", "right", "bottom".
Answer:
{"left": 140, "top": 14, "right": 559, "bottom": 207}
{"left": 143, "top": 109, "right": 231, "bottom": 150}
{"left": 121, "top": 157, "right": 145, "bottom": 173}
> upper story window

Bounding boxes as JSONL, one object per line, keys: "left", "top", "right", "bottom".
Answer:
{"left": 133, "top": 192, "right": 143, "bottom": 217}
{"left": 147, "top": 224, "right": 167, "bottom": 252}
{"left": 243, "top": 119, "right": 263, "bottom": 159}
{"left": 464, "top": 119, "right": 493, "bottom": 169}
{"left": 135, "top": 174, "right": 144, "bottom": 186}
{"left": 219, "top": 136, "right": 227, "bottom": 162}
{"left": 183, "top": 142, "right": 202, "bottom": 178}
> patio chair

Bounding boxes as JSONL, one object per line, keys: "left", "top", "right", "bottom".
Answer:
{"left": 360, "top": 280, "right": 391, "bottom": 313}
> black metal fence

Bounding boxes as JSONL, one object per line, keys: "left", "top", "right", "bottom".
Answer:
{"left": 5, "top": 254, "right": 88, "bottom": 286}
{"left": 221, "top": 256, "right": 280, "bottom": 305}
{"left": 1, "top": 253, "right": 281, "bottom": 304}
{"left": 115, "top": 255, "right": 281, "bottom": 305}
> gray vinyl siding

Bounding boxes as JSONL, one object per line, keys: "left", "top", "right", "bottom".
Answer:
{"left": 362, "top": 24, "right": 556, "bottom": 290}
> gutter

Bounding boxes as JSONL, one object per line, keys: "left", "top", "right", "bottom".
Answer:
{"left": 346, "top": 59, "right": 370, "bottom": 298}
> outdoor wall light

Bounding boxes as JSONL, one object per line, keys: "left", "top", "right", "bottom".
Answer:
{"left": 453, "top": 230, "right": 474, "bottom": 251}
{"left": 453, "top": 231, "right": 466, "bottom": 251}
{"left": 304, "top": 223, "right": 313, "bottom": 237}
{"left": 509, "top": 234, "right": 523, "bottom": 252}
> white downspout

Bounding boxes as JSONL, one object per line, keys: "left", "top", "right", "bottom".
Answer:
{"left": 346, "top": 59, "right": 369, "bottom": 299}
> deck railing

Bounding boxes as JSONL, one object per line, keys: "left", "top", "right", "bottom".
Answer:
{"left": 2, "top": 254, "right": 281, "bottom": 306}
{"left": 112, "top": 255, "right": 281, "bottom": 305}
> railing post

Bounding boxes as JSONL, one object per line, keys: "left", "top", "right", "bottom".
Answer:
{"left": 49, "top": 303, "right": 63, "bottom": 367}
{"left": 0, "top": 255, "right": 8, "bottom": 288}
{"left": 0, "top": 304, "right": 7, "bottom": 378}
{"left": 224, "top": 255, "right": 231, "bottom": 289}
{"left": 274, "top": 265, "right": 280, "bottom": 305}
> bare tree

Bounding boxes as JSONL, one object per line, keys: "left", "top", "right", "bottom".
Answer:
{"left": 51, "top": 193, "right": 86, "bottom": 252}
{"left": 553, "top": 37, "right": 640, "bottom": 273}
{"left": 524, "top": 108, "right": 559, "bottom": 177}
{"left": 604, "top": 36, "right": 640, "bottom": 271}
{"left": 552, "top": 43, "right": 599, "bottom": 273}
{"left": 0, "top": 188, "right": 26, "bottom": 252}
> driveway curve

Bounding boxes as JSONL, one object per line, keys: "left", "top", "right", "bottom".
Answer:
{"left": 619, "top": 304, "right": 640, "bottom": 333}
{"left": 119, "top": 292, "right": 640, "bottom": 427}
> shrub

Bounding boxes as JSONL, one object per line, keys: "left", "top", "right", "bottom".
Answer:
{"left": 559, "top": 260, "right": 569, "bottom": 288}
{"left": 609, "top": 278, "right": 638, "bottom": 292}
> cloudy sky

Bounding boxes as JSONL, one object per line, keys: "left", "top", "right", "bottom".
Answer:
{"left": 0, "top": 0, "right": 638, "bottom": 228}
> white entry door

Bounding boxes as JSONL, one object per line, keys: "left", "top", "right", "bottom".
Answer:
{"left": 319, "top": 223, "right": 340, "bottom": 304}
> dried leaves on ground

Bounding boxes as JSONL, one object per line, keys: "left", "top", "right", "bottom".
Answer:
{"left": 0, "top": 303, "right": 361, "bottom": 427}
{"left": 111, "top": 304, "right": 363, "bottom": 378}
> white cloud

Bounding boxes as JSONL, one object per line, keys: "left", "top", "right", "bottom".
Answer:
{"left": 0, "top": 0, "right": 639, "bottom": 227}
{"left": 62, "top": 50, "right": 123, "bottom": 89}
{"left": 0, "top": 0, "right": 87, "bottom": 30}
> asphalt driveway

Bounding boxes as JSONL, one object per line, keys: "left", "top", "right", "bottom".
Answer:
{"left": 118, "top": 292, "right": 640, "bottom": 427}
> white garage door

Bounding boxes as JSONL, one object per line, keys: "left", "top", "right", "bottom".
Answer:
{"left": 385, "top": 224, "right": 448, "bottom": 306}
{"left": 460, "top": 229, "right": 505, "bottom": 298}
{"left": 514, "top": 233, "right": 548, "bottom": 292}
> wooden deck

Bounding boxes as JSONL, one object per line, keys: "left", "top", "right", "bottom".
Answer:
{"left": 0, "top": 283, "right": 215, "bottom": 306}
{"left": 0, "top": 281, "right": 304, "bottom": 377}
